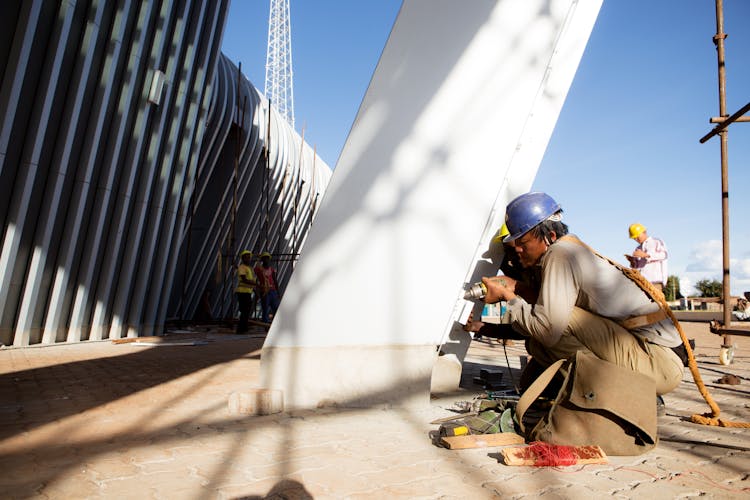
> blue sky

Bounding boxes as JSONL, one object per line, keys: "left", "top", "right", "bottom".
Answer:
{"left": 222, "top": 1, "right": 750, "bottom": 297}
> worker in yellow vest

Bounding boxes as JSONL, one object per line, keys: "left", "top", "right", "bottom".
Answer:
{"left": 235, "top": 250, "right": 259, "bottom": 333}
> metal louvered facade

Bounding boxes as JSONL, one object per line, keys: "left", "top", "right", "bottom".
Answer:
{"left": 0, "top": 1, "right": 331, "bottom": 347}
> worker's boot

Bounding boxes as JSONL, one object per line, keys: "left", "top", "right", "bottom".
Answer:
{"left": 656, "top": 395, "right": 666, "bottom": 416}
{"left": 670, "top": 339, "right": 695, "bottom": 367}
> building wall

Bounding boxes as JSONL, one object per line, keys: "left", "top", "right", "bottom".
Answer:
{"left": 0, "top": 1, "right": 329, "bottom": 346}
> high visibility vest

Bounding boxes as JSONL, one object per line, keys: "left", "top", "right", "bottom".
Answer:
{"left": 235, "top": 263, "right": 256, "bottom": 293}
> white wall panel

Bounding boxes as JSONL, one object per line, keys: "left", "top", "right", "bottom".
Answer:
{"left": 262, "top": 0, "right": 602, "bottom": 409}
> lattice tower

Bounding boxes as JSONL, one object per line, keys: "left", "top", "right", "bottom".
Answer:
{"left": 265, "top": 0, "right": 295, "bottom": 128}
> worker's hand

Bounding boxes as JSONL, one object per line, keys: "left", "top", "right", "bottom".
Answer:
{"left": 481, "top": 276, "right": 516, "bottom": 304}
{"left": 632, "top": 249, "right": 649, "bottom": 259}
{"left": 462, "top": 311, "right": 485, "bottom": 332}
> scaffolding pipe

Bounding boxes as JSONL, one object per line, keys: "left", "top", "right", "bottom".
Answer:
{"left": 293, "top": 127, "right": 306, "bottom": 257}
{"left": 264, "top": 104, "right": 272, "bottom": 250}
{"left": 708, "top": 0, "right": 735, "bottom": 349}
{"left": 701, "top": 101, "right": 750, "bottom": 143}
{"left": 709, "top": 115, "right": 750, "bottom": 124}
{"left": 698, "top": 0, "right": 750, "bottom": 351}
{"left": 228, "top": 61, "right": 242, "bottom": 320}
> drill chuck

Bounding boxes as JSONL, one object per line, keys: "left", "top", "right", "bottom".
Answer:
{"left": 464, "top": 282, "right": 487, "bottom": 300}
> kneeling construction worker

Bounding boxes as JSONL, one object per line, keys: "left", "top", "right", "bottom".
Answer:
{"left": 481, "top": 192, "right": 684, "bottom": 396}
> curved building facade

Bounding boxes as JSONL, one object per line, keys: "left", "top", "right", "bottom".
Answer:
{"left": 0, "top": 1, "right": 330, "bottom": 346}
{"left": 169, "top": 55, "right": 331, "bottom": 325}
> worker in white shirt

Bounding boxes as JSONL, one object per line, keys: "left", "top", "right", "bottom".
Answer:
{"left": 626, "top": 223, "right": 668, "bottom": 292}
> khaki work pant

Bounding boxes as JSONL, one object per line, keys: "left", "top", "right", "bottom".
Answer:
{"left": 526, "top": 307, "right": 684, "bottom": 395}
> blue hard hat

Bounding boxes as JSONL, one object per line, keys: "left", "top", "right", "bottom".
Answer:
{"left": 503, "top": 192, "right": 562, "bottom": 242}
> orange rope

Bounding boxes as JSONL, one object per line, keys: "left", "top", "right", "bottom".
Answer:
{"left": 624, "top": 271, "right": 749, "bottom": 427}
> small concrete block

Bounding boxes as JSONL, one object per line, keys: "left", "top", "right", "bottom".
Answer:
{"left": 228, "top": 389, "right": 283, "bottom": 415}
{"left": 431, "top": 353, "right": 462, "bottom": 394}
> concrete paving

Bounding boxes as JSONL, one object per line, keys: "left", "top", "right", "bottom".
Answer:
{"left": 0, "top": 322, "right": 748, "bottom": 499}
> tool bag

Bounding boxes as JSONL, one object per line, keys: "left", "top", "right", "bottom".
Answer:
{"left": 515, "top": 351, "right": 658, "bottom": 456}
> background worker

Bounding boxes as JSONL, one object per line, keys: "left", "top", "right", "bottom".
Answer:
{"left": 626, "top": 223, "right": 669, "bottom": 292}
{"left": 733, "top": 297, "right": 750, "bottom": 321}
{"left": 481, "top": 192, "right": 684, "bottom": 396}
{"left": 255, "top": 252, "right": 280, "bottom": 323}
{"left": 235, "top": 250, "right": 259, "bottom": 334}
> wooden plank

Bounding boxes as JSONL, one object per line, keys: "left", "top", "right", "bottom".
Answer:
{"left": 111, "top": 336, "right": 162, "bottom": 344}
{"left": 248, "top": 319, "right": 271, "bottom": 328}
{"left": 501, "top": 444, "right": 607, "bottom": 466}
{"left": 130, "top": 341, "right": 208, "bottom": 347}
{"left": 430, "top": 412, "right": 477, "bottom": 425}
{"left": 672, "top": 310, "right": 723, "bottom": 323}
{"left": 441, "top": 432, "right": 524, "bottom": 450}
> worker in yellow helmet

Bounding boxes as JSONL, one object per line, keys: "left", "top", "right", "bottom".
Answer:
{"left": 235, "top": 250, "right": 259, "bottom": 333}
{"left": 491, "top": 223, "right": 510, "bottom": 245}
{"left": 496, "top": 223, "right": 540, "bottom": 304}
{"left": 628, "top": 223, "right": 646, "bottom": 240}
{"left": 626, "top": 223, "right": 668, "bottom": 292}
{"left": 464, "top": 223, "right": 540, "bottom": 344}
